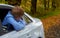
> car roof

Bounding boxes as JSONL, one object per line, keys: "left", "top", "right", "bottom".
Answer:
{"left": 0, "top": 4, "right": 14, "bottom": 9}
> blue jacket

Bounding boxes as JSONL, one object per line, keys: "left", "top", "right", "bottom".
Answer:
{"left": 2, "top": 11, "right": 26, "bottom": 31}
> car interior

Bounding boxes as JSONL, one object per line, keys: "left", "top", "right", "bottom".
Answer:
{"left": 0, "top": 8, "right": 14, "bottom": 36}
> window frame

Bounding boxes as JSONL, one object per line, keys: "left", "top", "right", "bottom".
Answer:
{"left": 24, "top": 12, "right": 35, "bottom": 23}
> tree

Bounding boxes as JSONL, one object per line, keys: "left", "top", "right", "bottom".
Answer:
{"left": 31, "top": 0, "right": 37, "bottom": 14}
{"left": 0, "top": 0, "right": 5, "bottom": 3}
{"left": 44, "top": 0, "right": 47, "bottom": 10}
{"left": 44, "top": 0, "right": 50, "bottom": 10}
{"left": 5, "top": 0, "right": 22, "bottom": 6}
{"left": 17, "top": 0, "right": 21, "bottom": 5}
{"left": 55, "top": 0, "right": 60, "bottom": 8}
{"left": 47, "top": 0, "right": 50, "bottom": 9}
{"left": 52, "top": 0, "right": 56, "bottom": 10}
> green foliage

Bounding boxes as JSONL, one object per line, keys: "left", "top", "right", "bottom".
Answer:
{"left": 1, "top": 0, "right": 60, "bottom": 19}
{"left": 0, "top": 0, "right": 2, "bottom": 2}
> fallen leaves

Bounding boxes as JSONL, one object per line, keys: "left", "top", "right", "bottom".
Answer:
{"left": 41, "top": 14, "right": 60, "bottom": 38}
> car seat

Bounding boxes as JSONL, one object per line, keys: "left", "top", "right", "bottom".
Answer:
{"left": 0, "top": 8, "right": 14, "bottom": 32}
{"left": 0, "top": 19, "right": 8, "bottom": 36}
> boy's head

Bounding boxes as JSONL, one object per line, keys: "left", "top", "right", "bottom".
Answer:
{"left": 11, "top": 6, "right": 24, "bottom": 18}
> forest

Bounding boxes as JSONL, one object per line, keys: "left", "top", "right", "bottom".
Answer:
{"left": 0, "top": 0, "right": 60, "bottom": 18}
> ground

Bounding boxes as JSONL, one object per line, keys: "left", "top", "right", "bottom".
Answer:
{"left": 41, "top": 14, "right": 60, "bottom": 38}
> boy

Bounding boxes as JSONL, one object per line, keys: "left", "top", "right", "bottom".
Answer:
{"left": 2, "top": 6, "right": 26, "bottom": 31}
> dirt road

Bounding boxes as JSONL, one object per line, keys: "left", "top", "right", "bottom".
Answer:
{"left": 41, "top": 14, "right": 60, "bottom": 38}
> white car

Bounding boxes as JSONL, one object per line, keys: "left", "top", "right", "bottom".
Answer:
{"left": 0, "top": 4, "right": 45, "bottom": 38}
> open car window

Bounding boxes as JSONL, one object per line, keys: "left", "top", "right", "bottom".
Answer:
{"left": 0, "top": 8, "right": 11, "bottom": 36}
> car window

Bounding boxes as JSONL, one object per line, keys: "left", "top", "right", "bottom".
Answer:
{"left": 0, "top": 8, "right": 11, "bottom": 22}
{"left": 22, "top": 15, "right": 32, "bottom": 25}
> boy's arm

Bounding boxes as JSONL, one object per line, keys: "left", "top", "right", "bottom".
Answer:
{"left": 7, "top": 17, "right": 25, "bottom": 31}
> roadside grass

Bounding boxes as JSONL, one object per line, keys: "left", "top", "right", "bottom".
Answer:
{"left": 40, "top": 9, "right": 60, "bottom": 19}
{"left": 31, "top": 8, "right": 60, "bottom": 19}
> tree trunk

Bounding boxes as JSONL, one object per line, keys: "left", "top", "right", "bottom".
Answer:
{"left": 56, "top": 0, "right": 60, "bottom": 8}
{"left": 44, "top": 0, "right": 47, "bottom": 10}
{"left": 17, "top": 0, "right": 21, "bottom": 6}
{"left": 5, "top": 0, "right": 22, "bottom": 6}
{"left": 48, "top": 0, "right": 49, "bottom": 9}
{"left": 52, "top": 0, "right": 56, "bottom": 10}
{"left": 31, "top": 0, "right": 37, "bottom": 14}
